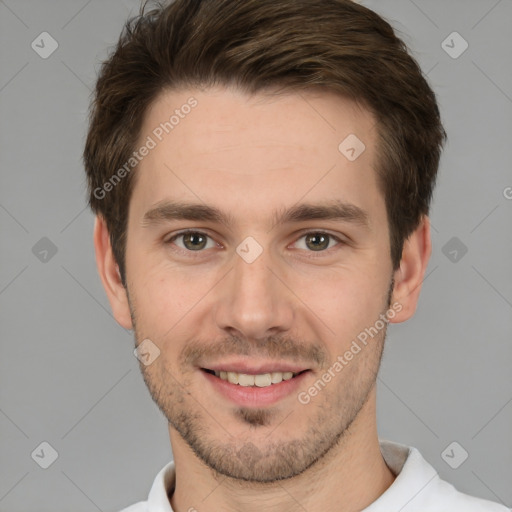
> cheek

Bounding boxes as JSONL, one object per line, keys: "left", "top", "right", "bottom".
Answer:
{"left": 308, "top": 265, "right": 387, "bottom": 307}
{"left": 130, "top": 257, "right": 222, "bottom": 345}
{"left": 301, "top": 266, "right": 390, "bottom": 344}
{"left": 139, "top": 271, "right": 191, "bottom": 324}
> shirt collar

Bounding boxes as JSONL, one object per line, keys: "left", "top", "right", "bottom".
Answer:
{"left": 146, "top": 459, "right": 176, "bottom": 512}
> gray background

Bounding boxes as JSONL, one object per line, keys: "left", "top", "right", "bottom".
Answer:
{"left": 0, "top": 0, "right": 511, "bottom": 510}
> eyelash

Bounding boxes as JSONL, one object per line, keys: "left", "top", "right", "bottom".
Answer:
{"left": 164, "top": 229, "right": 345, "bottom": 259}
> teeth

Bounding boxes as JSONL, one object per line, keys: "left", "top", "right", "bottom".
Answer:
{"left": 238, "top": 374, "right": 255, "bottom": 387}
{"left": 227, "top": 372, "right": 239, "bottom": 384}
{"left": 254, "top": 373, "right": 272, "bottom": 387}
{"left": 212, "top": 370, "right": 299, "bottom": 387}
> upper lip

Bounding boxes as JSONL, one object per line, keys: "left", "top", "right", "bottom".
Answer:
{"left": 201, "top": 359, "right": 310, "bottom": 375}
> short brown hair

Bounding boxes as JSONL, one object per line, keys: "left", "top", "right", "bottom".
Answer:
{"left": 84, "top": 0, "right": 446, "bottom": 283}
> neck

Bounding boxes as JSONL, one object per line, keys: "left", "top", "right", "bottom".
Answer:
{"left": 169, "top": 389, "right": 394, "bottom": 512}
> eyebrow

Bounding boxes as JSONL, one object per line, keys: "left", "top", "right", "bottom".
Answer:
{"left": 142, "top": 199, "right": 370, "bottom": 230}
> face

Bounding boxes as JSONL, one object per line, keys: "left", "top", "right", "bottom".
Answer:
{"left": 106, "top": 86, "right": 410, "bottom": 482}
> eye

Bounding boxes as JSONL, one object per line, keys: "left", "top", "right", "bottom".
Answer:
{"left": 165, "top": 230, "right": 217, "bottom": 252}
{"left": 164, "top": 230, "right": 344, "bottom": 257}
{"left": 292, "top": 231, "right": 343, "bottom": 254}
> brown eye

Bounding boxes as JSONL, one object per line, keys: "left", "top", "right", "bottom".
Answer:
{"left": 182, "top": 232, "right": 208, "bottom": 251}
{"left": 167, "top": 231, "right": 216, "bottom": 252}
{"left": 294, "top": 232, "right": 341, "bottom": 253}
{"left": 304, "top": 233, "right": 330, "bottom": 251}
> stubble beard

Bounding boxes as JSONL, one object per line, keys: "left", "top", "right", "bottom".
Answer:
{"left": 129, "top": 282, "right": 392, "bottom": 483}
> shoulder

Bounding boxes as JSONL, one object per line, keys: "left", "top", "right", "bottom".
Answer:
{"left": 116, "top": 460, "right": 176, "bottom": 512}
{"left": 424, "top": 476, "right": 510, "bottom": 511}
{"left": 373, "top": 440, "right": 510, "bottom": 512}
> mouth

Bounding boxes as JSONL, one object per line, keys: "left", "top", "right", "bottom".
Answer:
{"left": 201, "top": 368, "right": 309, "bottom": 387}
{"left": 200, "top": 364, "right": 311, "bottom": 407}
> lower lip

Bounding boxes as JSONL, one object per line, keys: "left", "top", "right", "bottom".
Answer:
{"left": 201, "top": 370, "right": 311, "bottom": 407}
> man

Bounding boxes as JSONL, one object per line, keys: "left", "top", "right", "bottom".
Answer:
{"left": 83, "top": 0, "right": 509, "bottom": 510}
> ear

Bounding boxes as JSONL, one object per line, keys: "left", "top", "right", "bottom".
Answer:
{"left": 389, "top": 215, "right": 432, "bottom": 323}
{"left": 93, "top": 216, "right": 133, "bottom": 330}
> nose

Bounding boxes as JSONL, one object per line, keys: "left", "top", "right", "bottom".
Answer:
{"left": 213, "top": 244, "right": 295, "bottom": 342}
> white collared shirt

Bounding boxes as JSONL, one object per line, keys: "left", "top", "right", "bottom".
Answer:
{"left": 119, "top": 440, "right": 510, "bottom": 511}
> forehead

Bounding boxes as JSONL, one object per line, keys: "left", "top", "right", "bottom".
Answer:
{"left": 130, "top": 86, "right": 383, "bottom": 227}
{"left": 142, "top": 86, "right": 376, "bottom": 162}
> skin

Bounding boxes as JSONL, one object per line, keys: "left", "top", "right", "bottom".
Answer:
{"left": 94, "top": 86, "right": 431, "bottom": 512}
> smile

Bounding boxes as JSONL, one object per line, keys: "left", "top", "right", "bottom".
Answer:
{"left": 203, "top": 369, "right": 306, "bottom": 387}
{"left": 200, "top": 367, "right": 311, "bottom": 407}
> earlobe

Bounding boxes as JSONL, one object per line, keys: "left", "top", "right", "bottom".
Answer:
{"left": 389, "top": 216, "right": 432, "bottom": 324}
{"left": 93, "top": 216, "right": 133, "bottom": 330}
